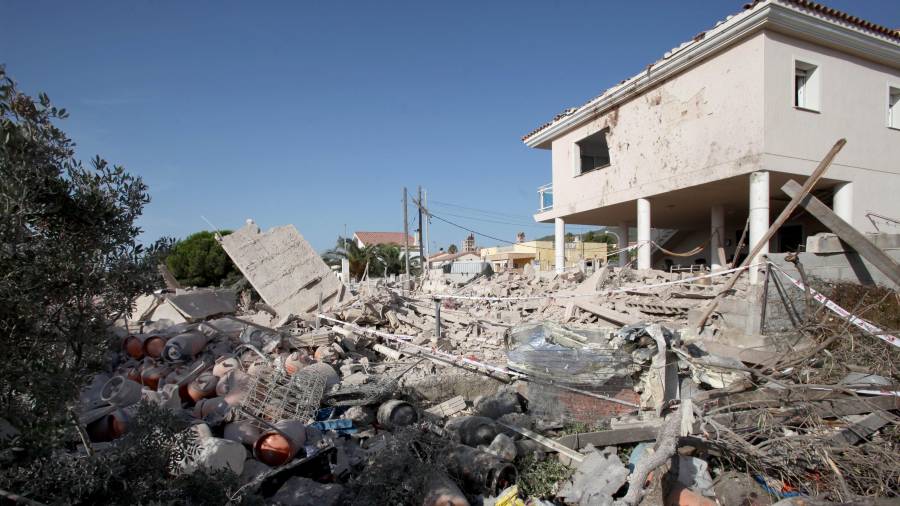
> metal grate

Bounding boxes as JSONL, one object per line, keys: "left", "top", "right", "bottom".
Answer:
{"left": 237, "top": 366, "right": 325, "bottom": 428}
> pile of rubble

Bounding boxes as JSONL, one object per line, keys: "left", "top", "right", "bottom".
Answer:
{"left": 77, "top": 220, "right": 898, "bottom": 505}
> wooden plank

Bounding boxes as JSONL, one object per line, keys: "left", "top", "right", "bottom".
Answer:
{"left": 555, "top": 426, "right": 660, "bottom": 451}
{"left": 707, "top": 395, "right": 899, "bottom": 432}
{"left": 574, "top": 301, "right": 640, "bottom": 326}
{"left": 781, "top": 179, "right": 900, "bottom": 287}
{"left": 425, "top": 395, "right": 467, "bottom": 419}
{"left": 828, "top": 411, "right": 898, "bottom": 446}
{"left": 695, "top": 139, "right": 846, "bottom": 331}
{"left": 497, "top": 421, "right": 586, "bottom": 464}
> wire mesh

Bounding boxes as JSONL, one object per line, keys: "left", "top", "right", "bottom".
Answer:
{"left": 237, "top": 365, "right": 326, "bottom": 428}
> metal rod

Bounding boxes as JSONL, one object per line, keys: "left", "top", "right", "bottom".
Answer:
{"left": 434, "top": 297, "right": 442, "bottom": 339}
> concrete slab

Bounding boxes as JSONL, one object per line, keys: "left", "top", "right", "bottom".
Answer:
{"left": 167, "top": 289, "right": 237, "bottom": 321}
{"left": 219, "top": 221, "right": 345, "bottom": 317}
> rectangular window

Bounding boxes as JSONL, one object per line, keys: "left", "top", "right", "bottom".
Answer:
{"left": 794, "top": 60, "right": 819, "bottom": 111}
{"left": 576, "top": 128, "right": 611, "bottom": 175}
{"left": 889, "top": 86, "right": 900, "bottom": 129}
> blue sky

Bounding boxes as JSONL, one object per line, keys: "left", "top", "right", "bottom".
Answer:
{"left": 3, "top": 1, "right": 898, "bottom": 252}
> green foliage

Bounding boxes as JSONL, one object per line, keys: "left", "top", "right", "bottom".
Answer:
{"left": 516, "top": 454, "right": 573, "bottom": 499}
{"left": 322, "top": 237, "right": 420, "bottom": 281}
{"left": 0, "top": 66, "right": 168, "bottom": 440}
{"left": 447, "top": 244, "right": 458, "bottom": 254}
{"left": 165, "top": 230, "right": 240, "bottom": 287}
{"left": 0, "top": 403, "right": 253, "bottom": 505}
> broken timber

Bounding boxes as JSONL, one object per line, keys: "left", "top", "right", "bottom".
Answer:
{"left": 695, "top": 138, "right": 846, "bottom": 331}
{"left": 781, "top": 179, "right": 900, "bottom": 287}
{"left": 497, "top": 421, "right": 586, "bottom": 464}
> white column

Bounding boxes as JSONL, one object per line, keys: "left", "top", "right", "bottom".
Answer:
{"left": 749, "top": 171, "right": 770, "bottom": 284}
{"left": 710, "top": 204, "right": 726, "bottom": 271}
{"left": 554, "top": 217, "right": 565, "bottom": 274}
{"left": 618, "top": 221, "right": 629, "bottom": 268}
{"left": 637, "top": 198, "right": 651, "bottom": 270}
{"left": 833, "top": 182, "right": 853, "bottom": 225}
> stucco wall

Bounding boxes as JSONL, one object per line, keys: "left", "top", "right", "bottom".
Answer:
{"left": 545, "top": 32, "right": 767, "bottom": 220}
{"left": 761, "top": 31, "right": 900, "bottom": 233}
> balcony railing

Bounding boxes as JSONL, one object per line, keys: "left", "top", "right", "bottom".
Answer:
{"left": 538, "top": 183, "right": 553, "bottom": 212}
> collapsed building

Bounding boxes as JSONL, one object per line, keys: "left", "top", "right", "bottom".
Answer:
{"left": 67, "top": 1, "right": 900, "bottom": 505}
{"left": 76, "top": 187, "right": 900, "bottom": 505}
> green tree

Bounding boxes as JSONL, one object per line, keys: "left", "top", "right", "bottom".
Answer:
{"left": 447, "top": 244, "right": 458, "bottom": 254}
{"left": 0, "top": 66, "right": 169, "bottom": 436}
{"left": 0, "top": 66, "right": 248, "bottom": 505}
{"left": 165, "top": 230, "right": 240, "bottom": 287}
{"left": 322, "top": 236, "right": 378, "bottom": 281}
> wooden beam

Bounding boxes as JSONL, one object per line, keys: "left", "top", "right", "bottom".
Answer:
{"left": 695, "top": 139, "right": 847, "bottom": 332}
{"left": 781, "top": 179, "right": 900, "bottom": 287}
{"left": 497, "top": 421, "right": 586, "bottom": 464}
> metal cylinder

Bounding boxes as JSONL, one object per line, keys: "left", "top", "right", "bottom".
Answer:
{"left": 423, "top": 472, "right": 471, "bottom": 506}
{"left": 212, "top": 356, "right": 239, "bottom": 378}
{"left": 100, "top": 376, "right": 143, "bottom": 407}
{"left": 140, "top": 365, "right": 170, "bottom": 391}
{"left": 187, "top": 373, "right": 219, "bottom": 402}
{"left": 377, "top": 399, "right": 418, "bottom": 430}
{"left": 163, "top": 330, "right": 211, "bottom": 362}
{"left": 445, "top": 443, "right": 517, "bottom": 496}
{"left": 302, "top": 362, "right": 340, "bottom": 388}
{"left": 443, "top": 416, "right": 498, "bottom": 448}
{"left": 223, "top": 420, "right": 262, "bottom": 447}
{"left": 123, "top": 335, "right": 147, "bottom": 359}
{"left": 253, "top": 420, "right": 307, "bottom": 466}
{"left": 142, "top": 335, "right": 168, "bottom": 359}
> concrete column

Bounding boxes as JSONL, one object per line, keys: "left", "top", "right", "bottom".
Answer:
{"left": 554, "top": 217, "right": 565, "bottom": 274}
{"left": 710, "top": 204, "right": 726, "bottom": 271}
{"left": 618, "top": 221, "right": 629, "bottom": 268}
{"left": 637, "top": 198, "right": 651, "bottom": 270}
{"left": 833, "top": 182, "right": 853, "bottom": 225}
{"left": 749, "top": 171, "right": 770, "bottom": 284}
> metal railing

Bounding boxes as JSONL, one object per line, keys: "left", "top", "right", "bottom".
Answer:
{"left": 538, "top": 183, "right": 553, "bottom": 212}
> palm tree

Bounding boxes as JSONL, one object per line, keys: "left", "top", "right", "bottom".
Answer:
{"left": 375, "top": 244, "right": 404, "bottom": 277}
{"left": 322, "top": 236, "right": 378, "bottom": 281}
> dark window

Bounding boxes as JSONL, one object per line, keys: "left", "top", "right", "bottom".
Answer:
{"left": 577, "top": 129, "right": 611, "bottom": 175}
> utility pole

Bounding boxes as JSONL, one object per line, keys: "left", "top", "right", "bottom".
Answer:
{"left": 423, "top": 189, "right": 430, "bottom": 260}
{"left": 417, "top": 186, "right": 424, "bottom": 276}
{"left": 403, "top": 187, "right": 410, "bottom": 280}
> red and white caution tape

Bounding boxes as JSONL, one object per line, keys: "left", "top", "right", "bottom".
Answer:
{"left": 768, "top": 262, "right": 899, "bottom": 348}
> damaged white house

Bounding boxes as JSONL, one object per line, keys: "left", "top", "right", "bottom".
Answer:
{"left": 524, "top": 0, "right": 900, "bottom": 278}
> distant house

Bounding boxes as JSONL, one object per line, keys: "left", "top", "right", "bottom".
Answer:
{"left": 427, "top": 250, "right": 482, "bottom": 269}
{"left": 353, "top": 231, "right": 416, "bottom": 249}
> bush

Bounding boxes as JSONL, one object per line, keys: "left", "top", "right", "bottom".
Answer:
{"left": 0, "top": 403, "right": 255, "bottom": 505}
{"left": 0, "top": 66, "right": 168, "bottom": 438}
{"left": 165, "top": 230, "right": 241, "bottom": 287}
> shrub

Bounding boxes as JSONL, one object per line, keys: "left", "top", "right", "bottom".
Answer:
{"left": 165, "top": 230, "right": 241, "bottom": 287}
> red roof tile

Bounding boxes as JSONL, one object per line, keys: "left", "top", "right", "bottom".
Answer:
{"left": 353, "top": 231, "right": 416, "bottom": 246}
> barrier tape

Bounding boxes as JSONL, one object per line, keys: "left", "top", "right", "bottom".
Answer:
{"left": 316, "top": 314, "right": 526, "bottom": 379}
{"left": 413, "top": 262, "right": 761, "bottom": 302}
{"left": 767, "top": 262, "right": 899, "bottom": 349}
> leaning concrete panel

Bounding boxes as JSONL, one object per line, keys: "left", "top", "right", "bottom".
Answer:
{"left": 219, "top": 221, "right": 344, "bottom": 316}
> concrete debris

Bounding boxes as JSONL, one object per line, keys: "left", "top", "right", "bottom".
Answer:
{"left": 219, "top": 220, "right": 345, "bottom": 317}
{"left": 557, "top": 446, "right": 628, "bottom": 506}
{"left": 74, "top": 225, "right": 898, "bottom": 504}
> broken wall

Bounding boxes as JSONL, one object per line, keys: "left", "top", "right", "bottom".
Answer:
{"left": 219, "top": 221, "right": 344, "bottom": 316}
{"left": 542, "top": 32, "right": 766, "bottom": 221}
